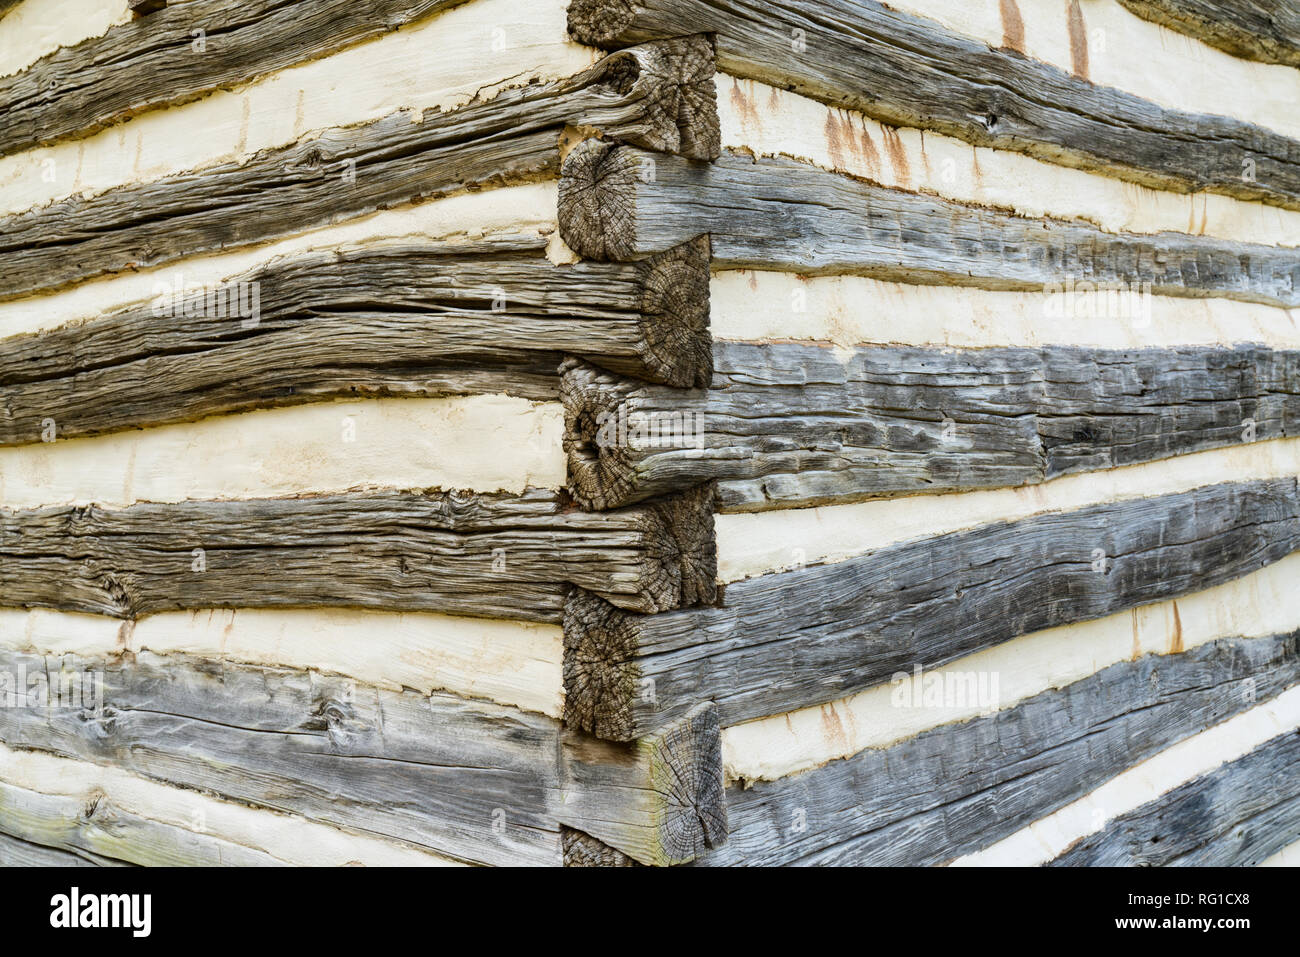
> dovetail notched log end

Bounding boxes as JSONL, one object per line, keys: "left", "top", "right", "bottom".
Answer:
{"left": 632, "top": 236, "right": 713, "bottom": 388}
{"left": 561, "top": 826, "right": 644, "bottom": 867}
{"left": 629, "top": 483, "right": 718, "bottom": 612}
{"left": 564, "top": 588, "right": 646, "bottom": 740}
{"left": 568, "top": 0, "right": 646, "bottom": 48}
{"left": 588, "top": 36, "right": 721, "bottom": 161}
{"left": 642, "top": 702, "right": 727, "bottom": 864}
{"left": 559, "top": 138, "right": 650, "bottom": 262}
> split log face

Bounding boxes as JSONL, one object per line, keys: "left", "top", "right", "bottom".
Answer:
{"left": 0, "top": 37, "right": 719, "bottom": 302}
{"left": 567, "top": 0, "right": 1300, "bottom": 211}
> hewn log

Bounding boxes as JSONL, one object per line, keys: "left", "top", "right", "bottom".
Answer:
{"left": 0, "top": 778, "right": 282, "bottom": 867}
{"left": 0, "top": 486, "right": 717, "bottom": 622}
{"left": 561, "top": 702, "right": 726, "bottom": 865}
{"left": 564, "top": 478, "right": 1300, "bottom": 739}
{"left": 563, "top": 342, "right": 1300, "bottom": 511}
{"left": 0, "top": 37, "right": 718, "bottom": 302}
{"left": 0, "top": 648, "right": 725, "bottom": 866}
{"left": 0, "top": 831, "right": 120, "bottom": 867}
{"left": 1117, "top": 0, "right": 1300, "bottom": 69}
{"left": 696, "top": 633, "right": 1300, "bottom": 866}
{"left": 0, "top": 0, "right": 470, "bottom": 156}
{"left": 560, "top": 143, "right": 1300, "bottom": 307}
{"left": 561, "top": 827, "right": 643, "bottom": 866}
{"left": 0, "top": 236, "right": 711, "bottom": 447}
{"left": 1051, "top": 729, "right": 1300, "bottom": 867}
{"left": 567, "top": 0, "right": 1300, "bottom": 210}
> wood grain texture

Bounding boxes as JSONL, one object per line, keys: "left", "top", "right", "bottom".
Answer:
{"left": 695, "top": 633, "right": 1300, "bottom": 866}
{"left": 1117, "top": 0, "right": 1300, "bottom": 68}
{"left": 0, "top": 37, "right": 719, "bottom": 302}
{"left": 0, "top": 235, "right": 711, "bottom": 447}
{"left": 561, "top": 826, "right": 643, "bottom": 866}
{"left": 567, "top": 0, "right": 1300, "bottom": 210}
{"left": 564, "top": 478, "right": 1300, "bottom": 739}
{"left": 0, "top": 831, "right": 122, "bottom": 867}
{"left": 0, "top": 648, "right": 725, "bottom": 866}
{"left": 0, "top": 777, "right": 283, "bottom": 866}
{"left": 1051, "top": 728, "right": 1300, "bottom": 866}
{"left": 0, "top": 486, "right": 717, "bottom": 622}
{"left": 564, "top": 342, "right": 1300, "bottom": 511}
{"left": 0, "top": 0, "right": 473, "bottom": 157}
{"left": 560, "top": 143, "right": 1300, "bottom": 308}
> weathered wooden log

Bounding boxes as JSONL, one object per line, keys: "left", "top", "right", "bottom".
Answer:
{"left": 0, "top": 486, "right": 717, "bottom": 621}
{"left": 564, "top": 478, "right": 1300, "bottom": 739}
{"left": 0, "top": 778, "right": 281, "bottom": 867}
{"left": 0, "top": 831, "right": 121, "bottom": 867}
{"left": 695, "top": 633, "right": 1300, "bottom": 866}
{"left": 1051, "top": 728, "right": 1300, "bottom": 867}
{"left": 1117, "top": 0, "right": 1300, "bottom": 69}
{"left": 0, "top": 648, "right": 726, "bottom": 866}
{"left": 0, "top": 37, "right": 718, "bottom": 302}
{"left": 561, "top": 827, "right": 643, "bottom": 866}
{"left": 567, "top": 0, "right": 1300, "bottom": 210}
{"left": 563, "top": 342, "right": 1300, "bottom": 511}
{"left": 0, "top": 236, "right": 711, "bottom": 447}
{"left": 0, "top": 0, "right": 473, "bottom": 157}
{"left": 560, "top": 143, "right": 1300, "bottom": 307}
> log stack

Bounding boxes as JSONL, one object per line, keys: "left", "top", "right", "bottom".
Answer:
{"left": 0, "top": 0, "right": 1297, "bottom": 866}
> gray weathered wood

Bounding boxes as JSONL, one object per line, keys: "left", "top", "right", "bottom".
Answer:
{"left": 564, "top": 478, "right": 1300, "bottom": 739}
{"left": 0, "top": 485, "right": 717, "bottom": 622}
{"left": 0, "top": 0, "right": 471, "bottom": 156}
{"left": 0, "top": 831, "right": 121, "bottom": 867}
{"left": 0, "top": 778, "right": 284, "bottom": 866}
{"left": 0, "top": 236, "right": 711, "bottom": 447}
{"left": 0, "top": 648, "right": 726, "bottom": 866}
{"left": 560, "top": 143, "right": 1300, "bottom": 308}
{"left": 1118, "top": 0, "right": 1300, "bottom": 68}
{"left": 563, "top": 342, "right": 1300, "bottom": 511}
{"left": 696, "top": 633, "right": 1300, "bottom": 866}
{"left": 1051, "top": 729, "right": 1300, "bottom": 866}
{"left": 568, "top": 0, "right": 1300, "bottom": 210}
{"left": 561, "top": 827, "right": 643, "bottom": 866}
{"left": 0, "top": 37, "right": 718, "bottom": 302}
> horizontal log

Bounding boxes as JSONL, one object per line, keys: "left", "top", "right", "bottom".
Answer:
{"left": 695, "top": 633, "right": 1300, "bottom": 866}
{"left": 563, "top": 478, "right": 1300, "bottom": 739}
{"left": 1050, "top": 728, "right": 1300, "bottom": 866}
{"left": 0, "top": 235, "right": 711, "bottom": 447}
{"left": 560, "top": 143, "right": 1300, "bottom": 307}
{"left": 0, "top": 485, "right": 717, "bottom": 621}
{"left": 563, "top": 342, "right": 1300, "bottom": 511}
{"left": 567, "top": 0, "right": 1300, "bottom": 210}
{"left": 0, "top": 648, "right": 726, "bottom": 866}
{"left": 0, "top": 37, "right": 719, "bottom": 302}
{"left": 0, "top": 0, "right": 471, "bottom": 157}
{"left": 0, "top": 831, "right": 120, "bottom": 867}
{"left": 1117, "top": 0, "right": 1300, "bottom": 69}
{"left": 0, "top": 777, "right": 282, "bottom": 866}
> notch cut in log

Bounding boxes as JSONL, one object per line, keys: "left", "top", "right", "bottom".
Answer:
{"left": 702, "top": 632, "right": 1300, "bottom": 865}
{"left": 559, "top": 142, "right": 1300, "bottom": 308}
{"left": 561, "top": 827, "right": 643, "bottom": 866}
{"left": 562, "top": 343, "right": 1300, "bottom": 511}
{"left": 1117, "top": 0, "right": 1300, "bottom": 69}
{"left": 0, "top": 647, "right": 726, "bottom": 866}
{"left": 568, "top": 0, "right": 1300, "bottom": 211}
{"left": 0, "top": 235, "right": 711, "bottom": 447}
{"left": 0, "top": 37, "right": 718, "bottom": 302}
{"left": 564, "top": 478, "right": 1300, "bottom": 739}
{"left": 0, "top": 486, "right": 716, "bottom": 622}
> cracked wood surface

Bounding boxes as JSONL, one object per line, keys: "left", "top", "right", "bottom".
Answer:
{"left": 0, "top": 235, "right": 711, "bottom": 447}
{"left": 695, "top": 633, "right": 1300, "bottom": 865}
{"left": 563, "top": 478, "right": 1300, "bottom": 739}
{"left": 567, "top": 0, "right": 1300, "bottom": 210}
{"left": 0, "top": 37, "right": 718, "bottom": 302}
{"left": 563, "top": 342, "right": 1300, "bottom": 511}
{"left": 0, "top": 486, "right": 717, "bottom": 621}
{"left": 0, "top": 648, "right": 725, "bottom": 866}
{"left": 1117, "top": 0, "right": 1300, "bottom": 68}
{"left": 559, "top": 143, "right": 1300, "bottom": 308}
